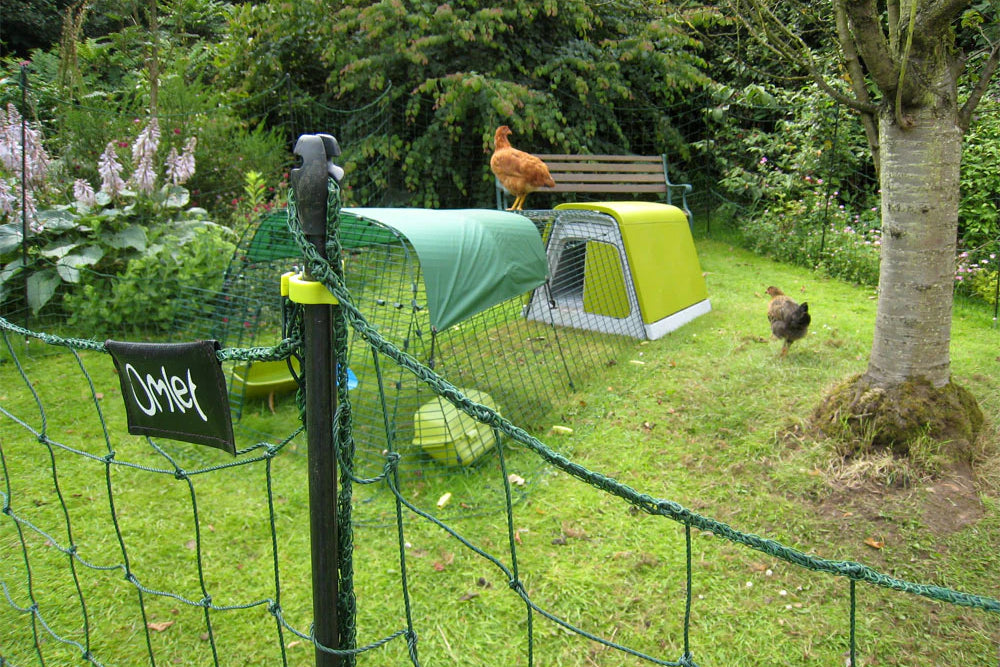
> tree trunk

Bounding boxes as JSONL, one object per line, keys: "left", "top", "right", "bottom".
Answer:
{"left": 812, "top": 101, "right": 983, "bottom": 462}
{"left": 865, "top": 107, "right": 961, "bottom": 389}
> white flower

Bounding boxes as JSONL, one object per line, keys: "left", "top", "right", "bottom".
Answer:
{"left": 0, "top": 179, "right": 15, "bottom": 216}
{"left": 132, "top": 154, "right": 157, "bottom": 194}
{"left": 165, "top": 147, "right": 182, "bottom": 185}
{"left": 0, "top": 104, "right": 23, "bottom": 172}
{"left": 132, "top": 118, "right": 160, "bottom": 166}
{"left": 73, "top": 179, "right": 97, "bottom": 207}
{"left": 165, "top": 137, "right": 197, "bottom": 185}
{"left": 98, "top": 142, "right": 126, "bottom": 197}
{"left": 0, "top": 103, "right": 50, "bottom": 185}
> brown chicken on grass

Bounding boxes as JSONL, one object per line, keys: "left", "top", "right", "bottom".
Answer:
{"left": 765, "top": 286, "right": 811, "bottom": 357}
{"left": 490, "top": 125, "right": 555, "bottom": 211}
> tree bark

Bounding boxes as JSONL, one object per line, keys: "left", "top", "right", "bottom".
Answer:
{"left": 865, "top": 106, "right": 961, "bottom": 389}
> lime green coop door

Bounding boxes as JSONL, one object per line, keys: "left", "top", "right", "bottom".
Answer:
{"left": 582, "top": 240, "right": 630, "bottom": 319}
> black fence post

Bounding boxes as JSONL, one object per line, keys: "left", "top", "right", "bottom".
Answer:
{"left": 19, "top": 64, "right": 30, "bottom": 333}
{"left": 291, "top": 133, "right": 344, "bottom": 667}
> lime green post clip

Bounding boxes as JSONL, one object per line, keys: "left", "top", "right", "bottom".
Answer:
{"left": 281, "top": 271, "right": 339, "bottom": 305}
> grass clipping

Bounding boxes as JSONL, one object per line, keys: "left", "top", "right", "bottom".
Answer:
{"left": 811, "top": 373, "right": 985, "bottom": 469}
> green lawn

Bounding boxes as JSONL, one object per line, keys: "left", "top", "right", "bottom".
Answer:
{"left": 2, "top": 236, "right": 999, "bottom": 666}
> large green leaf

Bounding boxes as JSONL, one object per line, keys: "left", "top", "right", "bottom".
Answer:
{"left": 163, "top": 185, "right": 191, "bottom": 208}
{"left": 56, "top": 246, "right": 105, "bottom": 283}
{"left": 0, "top": 223, "right": 22, "bottom": 256}
{"left": 0, "top": 256, "right": 25, "bottom": 285}
{"left": 35, "top": 208, "right": 79, "bottom": 231}
{"left": 41, "top": 240, "right": 82, "bottom": 260}
{"left": 107, "top": 225, "right": 148, "bottom": 252}
{"left": 27, "top": 269, "right": 61, "bottom": 314}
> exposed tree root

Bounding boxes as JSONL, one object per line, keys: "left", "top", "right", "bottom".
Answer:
{"left": 811, "top": 373, "right": 984, "bottom": 465}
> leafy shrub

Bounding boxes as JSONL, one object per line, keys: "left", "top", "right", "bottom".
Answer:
{"left": 0, "top": 110, "right": 238, "bottom": 332}
{"left": 955, "top": 251, "right": 999, "bottom": 306}
{"left": 63, "top": 219, "right": 236, "bottom": 335}
{"left": 735, "top": 146, "right": 882, "bottom": 287}
{"left": 959, "top": 101, "right": 1000, "bottom": 252}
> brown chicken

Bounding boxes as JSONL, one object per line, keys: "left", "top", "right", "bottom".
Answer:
{"left": 490, "top": 125, "right": 555, "bottom": 211}
{"left": 765, "top": 286, "right": 811, "bottom": 357}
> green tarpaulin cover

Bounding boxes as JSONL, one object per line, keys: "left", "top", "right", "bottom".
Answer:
{"left": 343, "top": 208, "right": 548, "bottom": 331}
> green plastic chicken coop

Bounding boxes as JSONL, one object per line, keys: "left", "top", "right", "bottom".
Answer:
{"left": 525, "top": 201, "right": 711, "bottom": 339}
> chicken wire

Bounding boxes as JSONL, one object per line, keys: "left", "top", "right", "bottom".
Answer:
{"left": 173, "top": 207, "right": 645, "bottom": 479}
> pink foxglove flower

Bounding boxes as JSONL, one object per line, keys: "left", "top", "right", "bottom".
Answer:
{"left": 0, "top": 179, "right": 15, "bottom": 216}
{"left": 0, "top": 103, "right": 50, "bottom": 186}
{"left": 165, "top": 136, "right": 197, "bottom": 185}
{"left": 73, "top": 178, "right": 97, "bottom": 207}
{"left": 98, "top": 142, "right": 126, "bottom": 197}
{"left": 132, "top": 118, "right": 160, "bottom": 166}
{"left": 165, "top": 147, "right": 181, "bottom": 185}
{"left": 0, "top": 104, "right": 22, "bottom": 172}
{"left": 164, "top": 147, "right": 185, "bottom": 185}
{"left": 180, "top": 136, "right": 196, "bottom": 181}
{"left": 132, "top": 154, "right": 157, "bottom": 194}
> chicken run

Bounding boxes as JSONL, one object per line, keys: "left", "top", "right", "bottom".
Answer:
{"left": 175, "top": 200, "right": 709, "bottom": 477}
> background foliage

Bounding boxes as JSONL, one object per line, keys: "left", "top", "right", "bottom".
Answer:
{"left": 0, "top": 0, "right": 998, "bottom": 327}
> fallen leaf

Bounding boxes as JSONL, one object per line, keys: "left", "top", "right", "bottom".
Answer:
{"left": 507, "top": 473, "right": 525, "bottom": 486}
{"left": 458, "top": 592, "right": 480, "bottom": 602}
{"left": 864, "top": 537, "right": 884, "bottom": 550}
{"left": 287, "top": 640, "right": 302, "bottom": 649}
{"left": 147, "top": 621, "right": 174, "bottom": 632}
{"left": 433, "top": 562, "right": 446, "bottom": 571}
{"left": 185, "top": 539, "right": 197, "bottom": 550}
{"left": 436, "top": 492, "right": 452, "bottom": 509}
{"left": 550, "top": 425, "right": 573, "bottom": 434}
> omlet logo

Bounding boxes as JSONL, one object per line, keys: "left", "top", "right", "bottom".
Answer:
{"left": 106, "top": 339, "right": 236, "bottom": 454}
{"left": 122, "top": 364, "right": 208, "bottom": 422}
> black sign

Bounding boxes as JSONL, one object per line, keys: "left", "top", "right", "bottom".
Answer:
{"left": 106, "top": 340, "right": 236, "bottom": 454}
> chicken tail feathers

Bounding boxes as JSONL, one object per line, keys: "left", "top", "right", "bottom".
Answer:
{"left": 791, "top": 302, "right": 811, "bottom": 330}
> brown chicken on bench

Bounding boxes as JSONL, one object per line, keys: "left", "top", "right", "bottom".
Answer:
{"left": 490, "top": 125, "right": 555, "bottom": 211}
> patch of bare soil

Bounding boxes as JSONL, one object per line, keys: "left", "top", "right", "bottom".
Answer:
{"left": 816, "top": 461, "right": 983, "bottom": 548}
{"left": 914, "top": 463, "right": 984, "bottom": 535}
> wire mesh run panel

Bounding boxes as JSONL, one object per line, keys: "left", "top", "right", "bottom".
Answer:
{"left": 338, "top": 208, "right": 629, "bottom": 479}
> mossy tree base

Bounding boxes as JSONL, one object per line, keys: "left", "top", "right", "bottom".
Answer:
{"left": 812, "top": 374, "right": 984, "bottom": 463}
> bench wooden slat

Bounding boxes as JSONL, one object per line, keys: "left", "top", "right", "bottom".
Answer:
{"left": 536, "top": 154, "right": 662, "bottom": 162}
{"left": 543, "top": 184, "right": 668, "bottom": 193}
{"left": 545, "top": 163, "right": 666, "bottom": 174}
{"left": 546, "top": 173, "right": 668, "bottom": 184}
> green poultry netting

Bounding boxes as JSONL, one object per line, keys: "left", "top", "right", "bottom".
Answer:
{"left": 172, "top": 206, "right": 639, "bottom": 480}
